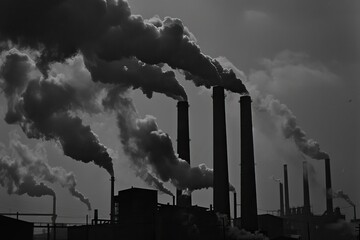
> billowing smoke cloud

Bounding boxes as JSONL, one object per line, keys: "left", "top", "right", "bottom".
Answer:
{"left": 0, "top": 49, "right": 114, "bottom": 175}
{"left": 0, "top": 0, "right": 247, "bottom": 97}
{"left": 216, "top": 56, "right": 329, "bottom": 160}
{"left": 102, "top": 89, "right": 215, "bottom": 194}
{"left": 0, "top": 132, "right": 91, "bottom": 210}
{"left": 333, "top": 190, "right": 355, "bottom": 207}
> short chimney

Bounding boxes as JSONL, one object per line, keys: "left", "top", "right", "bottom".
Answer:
{"left": 325, "top": 158, "right": 333, "bottom": 214}
{"left": 303, "top": 161, "right": 311, "bottom": 215}
{"left": 212, "top": 86, "right": 230, "bottom": 219}
{"left": 240, "top": 95, "right": 258, "bottom": 232}
{"left": 284, "top": 164, "right": 290, "bottom": 216}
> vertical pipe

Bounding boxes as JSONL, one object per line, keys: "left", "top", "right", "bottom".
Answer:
{"left": 303, "top": 161, "right": 311, "bottom": 215}
{"left": 233, "top": 192, "right": 237, "bottom": 220}
{"left": 110, "top": 176, "right": 115, "bottom": 223}
{"left": 94, "top": 209, "right": 98, "bottom": 225}
{"left": 284, "top": 164, "right": 290, "bottom": 216}
{"left": 280, "top": 182, "right": 284, "bottom": 216}
{"left": 173, "top": 195, "right": 175, "bottom": 206}
{"left": 52, "top": 196, "right": 57, "bottom": 226}
{"left": 176, "top": 100, "right": 192, "bottom": 207}
{"left": 325, "top": 158, "right": 333, "bottom": 214}
{"left": 240, "top": 95, "right": 258, "bottom": 232}
{"left": 213, "top": 86, "right": 230, "bottom": 219}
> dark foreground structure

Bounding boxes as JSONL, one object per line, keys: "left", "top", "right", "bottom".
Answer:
{"left": 0, "top": 215, "right": 34, "bottom": 240}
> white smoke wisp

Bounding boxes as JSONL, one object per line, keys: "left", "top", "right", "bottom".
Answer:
{"left": 0, "top": 131, "right": 91, "bottom": 210}
{"left": 102, "top": 90, "right": 215, "bottom": 195}
{"left": 216, "top": 56, "right": 329, "bottom": 161}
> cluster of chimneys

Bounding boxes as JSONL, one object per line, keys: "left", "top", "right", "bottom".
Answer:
{"left": 108, "top": 86, "right": 334, "bottom": 231}
{"left": 281, "top": 158, "right": 334, "bottom": 216}
{"left": 176, "top": 86, "right": 259, "bottom": 231}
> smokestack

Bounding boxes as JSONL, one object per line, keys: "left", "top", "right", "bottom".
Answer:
{"left": 176, "top": 101, "right": 191, "bottom": 207}
{"left": 240, "top": 95, "right": 258, "bottom": 232}
{"left": 110, "top": 176, "right": 115, "bottom": 223}
{"left": 280, "top": 182, "right": 284, "bottom": 217}
{"left": 325, "top": 158, "right": 333, "bottom": 214}
{"left": 303, "top": 161, "right": 311, "bottom": 215}
{"left": 52, "top": 195, "right": 57, "bottom": 226}
{"left": 94, "top": 209, "right": 98, "bottom": 225}
{"left": 212, "top": 86, "right": 230, "bottom": 219}
{"left": 284, "top": 164, "right": 290, "bottom": 216}
{"left": 233, "top": 192, "right": 237, "bottom": 219}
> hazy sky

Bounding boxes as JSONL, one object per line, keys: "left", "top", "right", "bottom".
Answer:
{"left": 0, "top": 0, "right": 359, "bottom": 224}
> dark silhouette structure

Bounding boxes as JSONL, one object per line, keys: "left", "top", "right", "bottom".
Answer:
{"left": 325, "top": 158, "right": 334, "bottom": 214}
{"left": 279, "top": 182, "right": 284, "bottom": 217}
{"left": 0, "top": 215, "right": 33, "bottom": 240}
{"left": 302, "top": 161, "right": 311, "bottom": 215}
{"left": 240, "top": 95, "right": 258, "bottom": 232}
{"left": 212, "top": 86, "right": 230, "bottom": 219}
{"left": 176, "top": 100, "right": 192, "bottom": 207}
{"left": 283, "top": 164, "right": 290, "bottom": 216}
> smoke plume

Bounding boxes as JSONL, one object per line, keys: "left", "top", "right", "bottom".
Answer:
{"left": 102, "top": 89, "right": 215, "bottom": 194}
{"left": 0, "top": 49, "right": 114, "bottom": 175}
{"left": 333, "top": 190, "right": 355, "bottom": 207}
{"left": 0, "top": 0, "right": 247, "bottom": 96}
{"left": 0, "top": 132, "right": 91, "bottom": 210}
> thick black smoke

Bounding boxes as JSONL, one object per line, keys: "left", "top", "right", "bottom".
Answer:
{"left": 0, "top": 49, "right": 114, "bottom": 175}
{"left": 0, "top": 132, "right": 91, "bottom": 209}
{"left": 102, "top": 89, "right": 215, "bottom": 194}
{"left": 0, "top": 0, "right": 247, "bottom": 96}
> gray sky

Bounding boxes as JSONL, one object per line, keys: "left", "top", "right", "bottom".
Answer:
{"left": 0, "top": 0, "right": 359, "bottom": 223}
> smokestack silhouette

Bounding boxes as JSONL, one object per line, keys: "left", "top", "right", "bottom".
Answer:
{"left": 284, "top": 164, "right": 290, "bottom": 216}
{"left": 325, "top": 158, "right": 333, "bottom": 214}
{"left": 303, "top": 161, "right": 311, "bottom": 215}
{"left": 52, "top": 195, "right": 57, "bottom": 226}
{"left": 212, "top": 86, "right": 230, "bottom": 218}
{"left": 176, "top": 101, "right": 191, "bottom": 207}
{"left": 280, "top": 182, "right": 284, "bottom": 217}
{"left": 233, "top": 192, "right": 237, "bottom": 219}
{"left": 110, "top": 176, "right": 115, "bottom": 223}
{"left": 240, "top": 95, "right": 258, "bottom": 232}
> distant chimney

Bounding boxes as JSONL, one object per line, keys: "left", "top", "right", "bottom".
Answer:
{"left": 279, "top": 182, "right": 284, "bottom": 216}
{"left": 325, "top": 158, "right": 333, "bottom": 214}
{"left": 110, "top": 176, "right": 115, "bottom": 223}
{"left": 94, "top": 209, "right": 98, "bottom": 225}
{"left": 284, "top": 164, "right": 290, "bottom": 216}
{"left": 240, "top": 95, "right": 258, "bottom": 232}
{"left": 212, "top": 86, "right": 230, "bottom": 219}
{"left": 303, "top": 161, "right": 311, "bottom": 215}
{"left": 233, "top": 192, "right": 237, "bottom": 219}
{"left": 52, "top": 195, "right": 57, "bottom": 226}
{"left": 176, "top": 100, "right": 192, "bottom": 207}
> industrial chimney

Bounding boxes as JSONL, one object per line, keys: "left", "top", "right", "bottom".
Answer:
{"left": 240, "top": 95, "right": 258, "bottom": 232}
{"left": 303, "top": 161, "right": 311, "bottom": 215}
{"left": 176, "top": 101, "right": 192, "bottom": 207}
{"left": 52, "top": 195, "right": 57, "bottom": 226}
{"left": 110, "top": 176, "right": 115, "bottom": 223}
{"left": 284, "top": 164, "right": 290, "bottom": 216}
{"left": 279, "top": 182, "right": 284, "bottom": 217}
{"left": 325, "top": 158, "right": 333, "bottom": 214}
{"left": 212, "top": 86, "right": 230, "bottom": 219}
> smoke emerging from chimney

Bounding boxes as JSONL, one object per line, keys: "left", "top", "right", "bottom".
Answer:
{"left": 332, "top": 190, "right": 355, "bottom": 207}
{"left": 0, "top": 49, "right": 114, "bottom": 175}
{"left": 102, "top": 90, "right": 217, "bottom": 195}
{"left": 0, "top": 0, "right": 247, "bottom": 96}
{"left": 0, "top": 131, "right": 91, "bottom": 210}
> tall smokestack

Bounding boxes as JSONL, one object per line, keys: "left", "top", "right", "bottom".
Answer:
{"left": 234, "top": 192, "right": 237, "bottom": 219}
{"left": 240, "top": 95, "right": 258, "bottom": 232}
{"left": 284, "top": 164, "right": 290, "bottom": 216}
{"left": 52, "top": 195, "right": 57, "bottom": 226}
{"left": 110, "top": 176, "right": 115, "bottom": 223}
{"left": 325, "top": 158, "right": 333, "bottom": 214}
{"left": 280, "top": 182, "right": 284, "bottom": 216}
{"left": 303, "top": 161, "right": 311, "bottom": 215}
{"left": 212, "top": 86, "right": 230, "bottom": 219}
{"left": 176, "top": 101, "right": 191, "bottom": 207}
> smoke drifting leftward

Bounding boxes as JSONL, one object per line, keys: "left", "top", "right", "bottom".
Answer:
{"left": 0, "top": 49, "right": 114, "bottom": 175}
{"left": 0, "top": 0, "right": 247, "bottom": 96}
{"left": 0, "top": 132, "right": 91, "bottom": 210}
{"left": 103, "top": 89, "right": 215, "bottom": 195}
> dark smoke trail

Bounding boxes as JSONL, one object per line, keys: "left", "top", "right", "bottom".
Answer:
{"left": 102, "top": 89, "right": 215, "bottom": 194}
{"left": 0, "top": 0, "right": 247, "bottom": 95}
{"left": 333, "top": 190, "right": 355, "bottom": 207}
{"left": 0, "top": 132, "right": 91, "bottom": 209}
{"left": 0, "top": 49, "right": 114, "bottom": 175}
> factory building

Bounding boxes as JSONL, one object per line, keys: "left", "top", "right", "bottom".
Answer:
{"left": 0, "top": 215, "right": 34, "bottom": 240}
